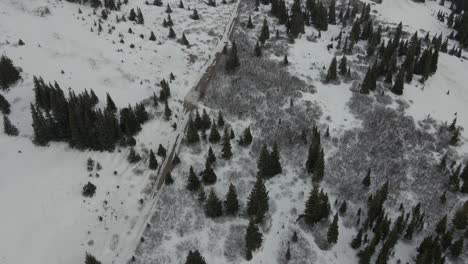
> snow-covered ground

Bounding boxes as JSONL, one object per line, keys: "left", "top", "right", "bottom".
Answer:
{"left": 0, "top": 0, "right": 236, "bottom": 263}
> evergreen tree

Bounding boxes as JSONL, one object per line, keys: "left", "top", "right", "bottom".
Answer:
{"left": 247, "top": 176, "right": 270, "bottom": 223}
{"left": 304, "top": 188, "right": 330, "bottom": 226}
{"left": 247, "top": 15, "right": 254, "bottom": 29}
{"left": 164, "top": 100, "right": 172, "bottom": 120}
{"left": 205, "top": 189, "right": 223, "bottom": 218}
{"left": 180, "top": 32, "right": 190, "bottom": 46}
{"left": 165, "top": 172, "right": 174, "bottom": 185}
{"left": 225, "top": 41, "right": 240, "bottom": 72}
{"left": 362, "top": 169, "right": 371, "bottom": 187}
{"left": 257, "top": 144, "right": 273, "bottom": 178}
{"left": 206, "top": 146, "right": 216, "bottom": 165}
{"left": 106, "top": 93, "right": 117, "bottom": 113}
{"left": 0, "top": 55, "right": 22, "bottom": 90}
{"left": 325, "top": 57, "right": 338, "bottom": 82}
{"left": 327, "top": 213, "right": 339, "bottom": 244}
{"left": 240, "top": 126, "right": 253, "bottom": 146}
{"left": 259, "top": 18, "right": 270, "bottom": 44}
{"left": 270, "top": 141, "right": 282, "bottom": 176}
{"left": 391, "top": 69, "right": 405, "bottom": 95}
{"left": 245, "top": 219, "right": 263, "bottom": 259}
{"left": 224, "top": 183, "right": 239, "bottom": 215}
{"left": 217, "top": 112, "right": 225, "bottom": 127}
{"left": 157, "top": 144, "right": 167, "bottom": 157}
{"left": 0, "top": 93, "right": 11, "bottom": 114}
{"left": 186, "top": 115, "right": 199, "bottom": 144}
{"left": 312, "top": 148, "right": 325, "bottom": 182}
{"left": 166, "top": 3, "right": 173, "bottom": 13}
{"left": 285, "top": 245, "right": 291, "bottom": 260}
{"left": 450, "top": 238, "right": 463, "bottom": 257}
{"left": 283, "top": 54, "right": 289, "bottom": 65}
{"left": 184, "top": 250, "right": 207, "bottom": 264}
{"left": 128, "top": 8, "right": 136, "bottom": 21}
{"left": 198, "top": 187, "right": 206, "bottom": 203}
{"left": 168, "top": 26, "right": 176, "bottom": 39}
{"left": 191, "top": 9, "right": 199, "bottom": 20}
{"left": 221, "top": 127, "right": 233, "bottom": 159}
{"left": 209, "top": 122, "right": 221, "bottom": 143}
{"left": 305, "top": 126, "right": 321, "bottom": 174}
{"left": 85, "top": 253, "right": 102, "bottom": 264}
{"left": 148, "top": 149, "right": 158, "bottom": 170}
{"left": 328, "top": 0, "right": 336, "bottom": 25}
{"left": 136, "top": 7, "right": 144, "bottom": 24}
{"left": 453, "top": 203, "right": 468, "bottom": 230}
{"left": 3, "top": 114, "right": 18, "bottom": 136}
{"left": 127, "top": 148, "right": 142, "bottom": 163}
{"left": 202, "top": 162, "right": 217, "bottom": 184}
{"left": 351, "top": 229, "right": 363, "bottom": 249}
{"left": 187, "top": 166, "right": 201, "bottom": 191}
{"left": 339, "top": 55, "right": 347, "bottom": 75}
{"left": 178, "top": 0, "right": 184, "bottom": 8}
{"left": 254, "top": 41, "right": 262, "bottom": 57}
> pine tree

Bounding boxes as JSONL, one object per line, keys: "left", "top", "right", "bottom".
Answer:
{"left": 166, "top": 3, "right": 173, "bottom": 13}
{"left": 191, "top": 9, "right": 199, "bottom": 20}
{"left": 221, "top": 127, "right": 232, "bottom": 159}
{"left": 270, "top": 142, "right": 282, "bottom": 176}
{"left": 149, "top": 31, "right": 156, "bottom": 41}
{"left": 165, "top": 172, "right": 174, "bottom": 185}
{"left": 157, "top": 144, "right": 167, "bottom": 157}
{"left": 240, "top": 126, "right": 253, "bottom": 146}
{"left": 247, "top": 15, "right": 254, "bottom": 29}
{"left": 136, "top": 7, "right": 144, "bottom": 24}
{"left": 184, "top": 250, "right": 207, "bottom": 264}
{"left": 245, "top": 219, "right": 263, "bottom": 259}
{"left": 312, "top": 148, "right": 325, "bottom": 182}
{"left": 209, "top": 122, "right": 221, "bottom": 143}
{"left": 202, "top": 162, "right": 217, "bottom": 184}
{"left": 391, "top": 69, "right": 405, "bottom": 95}
{"left": 452, "top": 204, "right": 468, "bottom": 230}
{"left": 257, "top": 144, "right": 272, "bottom": 178}
{"left": 283, "top": 54, "right": 289, "bottom": 65}
{"left": 164, "top": 100, "right": 172, "bottom": 120}
{"left": 217, "top": 112, "right": 225, "bottom": 127}
{"left": 254, "top": 41, "right": 262, "bottom": 57}
{"left": 450, "top": 238, "right": 463, "bottom": 257}
{"left": 85, "top": 253, "right": 102, "bottom": 264}
{"left": 305, "top": 126, "right": 321, "bottom": 173}
{"left": 180, "top": 33, "right": 190, "bottom": 46}
{"left": 3, "top": 114, "right": 18, "bottom": 136}
{"left": 178, "top": 0, "right": 184, "bottom": 8}
{"left": 362, "top": 169, "right": 371, "bottom": 187}
{"left": 247, "top": 176, "right": 270, "bottom": 224}
{"left": 106, "top": 93, "right": 117, "bottom": 113}
{"left": 325, "top": 57, "right": 338, "bottom": 82}
{"left": 259, "top": 18, "right": 270, "bottom": 44}
{"left": 304, "top": 188, "right": 330, "bottom": 226}
{"left": 205, "top": 189, "right": 223, "bottom": 218}
{"left": 327, "top": 213, "right": 339, "bottom": 244}
{"left": 128, "top": 8, "right": 136, "bottom": 21}
{"left": 285, "top": 245, "right": 291, "bottom": 260}
{"left": 127, "top": 148, "right": 142, "bottom": 163}
{"left": 148, "top": 150, "right": 158, "bottom": 170}
{"left": 186, "top": 166, "right": 201, "bottom": 191}
{"left": 292, "top": 231, "right": 298, "bottom": 242}
{"left": 0, "top": 93, "right": 11, "bottom": 114}
{"left": 351, "top": 229, "right": 363, "bottom": 249}
{"left": 186, "top": 115, "right": 199, "bottom": 144}
{"left": 168, "top": 26, "right": 176, "bottom": 39}
{"left": 206, "top": 146, "right": 216, "bottom": 165}
{"left": 339, "top": 55, "right": 347, "bottom": 75}
{"left": 224, "top": 183, "right": 239, "bottom": 215}
{"left": 225, "top": 41, "right": 240, "bottom": 72}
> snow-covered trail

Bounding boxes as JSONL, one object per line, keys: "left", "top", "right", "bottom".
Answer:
{"left": 110, "top": 0, "right": 242, "bottom": 262}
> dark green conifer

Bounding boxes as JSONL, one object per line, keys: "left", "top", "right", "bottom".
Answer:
{"left": 148, "top": 149, "right": 158, "bottom": 170}
{"left": 205, "top": 189, "right": 223, "bottom": 218}
{"left": 224, "top": 183, "right": 239, "bottom": 215}
{"left": 187, "top": 166, "right": 201, "bottom": 191}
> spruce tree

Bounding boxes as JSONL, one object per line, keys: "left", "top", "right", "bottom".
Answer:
{"left": 205, "top": 189, "right": 223, "bottom": 218}
{"left": 178, "top": 0, "right": 184, "bottom": 8}
{"left": 224, "top": 183, "right": 239, "bottom": 215}
{"left": 201, "top": 109, "right": 211, "bottom": 131}
{"left": 165, "top": 172, "right": 174, "bottom": 185}
{"left": 270, "top": 141, "right": 282, "bottom": 176}
{"left": 217, "top": 112, "right": 225, "bottom": 127}
{"left": 209, "top": 122, "right": 221, "bottom": 143}
{"left": 257, "top": 144, "right": 272, "bottom": 178}
{"left": 202, "top": 162, "right": 217, "bottom": 184}
{"left": 168, "top": 26, "right": 176, "bottom": 39}
{"left": 187, "top": 166, "right": 201, "bottom": 191}
{"left": 391, "top": 69, "right": 405, "bottom": 95}
{"left": 184, "top": 250, "right": 207, "bottom": 264}
{"left": 180, "top": 33, "right": 190, "bottom": 46}
{"left": 245, "top": 219, "right": 263, "bottom": 259}
{"left": 450, "top": 238, "right": 463, "bottom": 257}
{"left": 351, "top": 229, "right": 363, "bottom": 249}
{"left": 0, "top": 93, "right": 11, "bottom": 114}
{"left": 283, "top": 54, "right": 289, "bottom": 65}
{"left": 312, "top": 148, "right": 325, "bottom": 182}
{"left": 259, "top": 18, "right": 270, "bottom": 44}
{"left": 0, "top": 55, "right": 21, "bottom": 90}
{"left": 339, "top": 55, "right": 347, "bottom": 75}
{"left": 106, "top": 93, "right": 117, "bottom": 113}
{"left": 254, "top": 41, "right": 262, "bottom": 57}
{"left": 128, "top": 8, "right": 136, "bottom": 21}
{"left": 191, "top": 9, "right": 199, "bottom": 20}
{"left": 166, "top": 3, "right": 173, "bottom": 13}
{"left": 127, "top": 148, "right": 142, "bottom": 163}
{"left": 247, "top": 176, "right": 269, "bottom": 223}
{"left": 225, "top": 41, "right": 240, "bottom": 72}
{"left": 325, "top": 57, "right": 338, "bottom": 82}
{"left": 157, "top": 144, "right": 167, "bottom": 157}
{"left": 327, "top": 213, "right": 339, "bottom": 244}
{"left": 148, "top": 149, "right": 158, "bottom": 170}
{"left": 247, "top": 15, "right": 254, "bottom": 29}
{"left": 3, "top": 114, "right": 18, "bottom": 136}
{"left": 186, "top": 115, "right": 199, "bottom": 144}
{"left": 240, "top": 126, "right": 253, "bottom": 146}
{"left": 206, "top": 146, "right": 216, "bottom": 165}
{"left": 136, "top": 7, "right": 144, "bottom": 24}
{"left": 453, "top": 204, "right": 468, "bottom": 230}
{"left": 85, "top": 253, "right": 102, "bottom": 264}
{"left": 221, "top": 127, "right": 232, "bottom": 159}
{"left": 164, "top": 100, "right": 172, "bottom": 120}
{"left": 362, "top": 169, "right": 371, "bottom": 187}
{"left": 304, "top": 188, "right": 330, "bottom": 226}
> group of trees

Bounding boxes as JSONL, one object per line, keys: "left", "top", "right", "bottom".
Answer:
{"left": 437, "top": 0, "right": 468, "bottom": 48}
{"left": 30, "top": 76, "right": 150, "bottom": 150}
{"left": 256, "top": 143, "right": 282, "bottom": 179}
{"left": 0, "top": 55, "right": 21, "bottom": 90}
